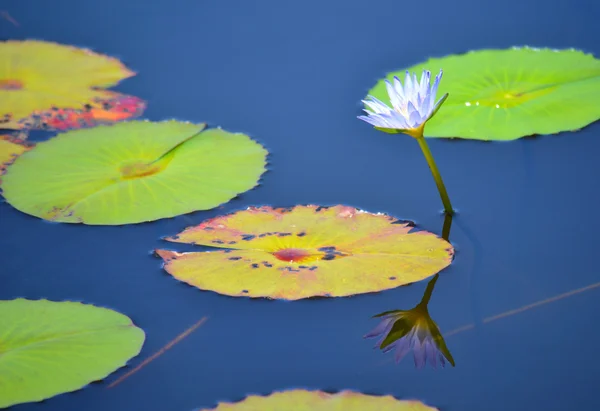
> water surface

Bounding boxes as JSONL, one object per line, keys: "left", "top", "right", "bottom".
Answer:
{"left": 1, "top": 0, "right": 599, "bottom": 410}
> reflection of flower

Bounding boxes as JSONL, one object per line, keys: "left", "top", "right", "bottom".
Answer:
{"left": 365, "top": 275, "right": 455, "bottom": 368}
{"left": 358, "top": 70, "right": 448, "bottom": 137}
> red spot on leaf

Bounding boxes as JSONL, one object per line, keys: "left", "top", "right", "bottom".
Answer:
{"left": 0, "top": 79, "right": 23, "bottom": 90}
{"left": 20, "top": 93, "right": 146, "bottom": 131}
{"left": 272, "top": 248, "right": 314, "bottom": 263}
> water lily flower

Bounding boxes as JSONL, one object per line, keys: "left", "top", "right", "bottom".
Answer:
{"left": 358, "top": 69, "right": 454, "bottom": 215}
{"left": 365, "top": 274, "right": 455, "bottom": 368}
{"left": 359, "top": 70, "right": 448, "bottom": 137}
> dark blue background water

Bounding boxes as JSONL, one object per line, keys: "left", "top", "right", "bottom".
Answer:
{"left": 2, "top": 0, "right": 600, "bottom": 409}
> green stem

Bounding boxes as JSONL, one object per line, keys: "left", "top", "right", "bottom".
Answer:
{"left": 441, "top": 212, "right": 453, "bottom": 242}
{"left": 415, "top": 134, "right": 454, "bottom": 215}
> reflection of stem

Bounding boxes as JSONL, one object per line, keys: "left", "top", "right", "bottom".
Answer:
{"left": 419, "top": 274, "right": 439, "bottom": 306}
{"left": 419, "top": 212, "right": 453, "bottom": 307}
{"left": 415, "top": 134, "right": 454, "bottom": 215}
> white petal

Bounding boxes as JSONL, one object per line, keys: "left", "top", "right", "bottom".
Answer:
{"left": 412, "top": 72, "right": 419, "bottom": 94}
{"left": 393, "top": 76, "right": 405, "bottom": 100}
{"left": 385, "top": 80, "right": 403, "bottom": 110}
{"left": 404, "top": 71, "right": 413, "bottom": 96}
{"left": 357, "top": 115, "right": 381, "bottom": 127}
{"left": 421, "top": 88, "right": 433, "bottom": 117}
{"left": 419, "top": 71, "right": 431, "bottom": 104}
{"left": 429, "top": 70, "right": 443, "bottom": 112}
{"left": 363, "top": 97, "right": 392, "bottom": 114}
{"left": 386, "top": 111, "right": 409, "bottom": 129}
{"left": 407, "top": 101, "right": 423, "bottom": 128}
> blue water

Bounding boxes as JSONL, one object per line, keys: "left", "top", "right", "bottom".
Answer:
{"left": 2, "top": 0, "right": 600, "bottom": 410}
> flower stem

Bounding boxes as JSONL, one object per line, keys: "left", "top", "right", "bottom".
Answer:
{"left": 415, "top": 135, "right": 454, "bottom": 215}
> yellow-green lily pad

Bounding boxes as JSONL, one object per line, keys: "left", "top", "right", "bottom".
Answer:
{"left": 366, "top": 47, "right": 600, "bottom": 140}
{"left": 0, "top": 120, "right": 268, "bottom": 225}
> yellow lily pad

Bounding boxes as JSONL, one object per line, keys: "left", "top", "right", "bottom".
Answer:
{"left": 27, "top": 91, "right": 146, "bottom": 131}
{"left": 0, "top": 134, "right": 31, "bottom": 182}
{"left": 0, "top": 120, "right": 268, "bottom": 225}
{"left": 0, "top": 134, "right": 29, "bottom": 166}
{"left": 197, "top": 389, "right": 438, "bottom": 410}
{"left": 0, "top": 40, "right": 137, "bottom": 130}
{"left": 156, "top": 205, "right": 454, "bottom": 300}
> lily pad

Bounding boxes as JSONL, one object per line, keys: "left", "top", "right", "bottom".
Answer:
{"left": 27, "top": 91, "right": 146, "bottom": 131}
{"left": 0, "top": 134, "right": 31, "bottom": 174}
{"left": 0, "top": 40, "right": 138, "bottom": 130}
{"left": 366, "top": 47, "right": 600, "bottom": 140}
{"left": 156, "top": 205, "right": 453, "bottom": 300}
{"left": 0, "top": 299, "right": 145, "bottom": 408}
{"left": 197, "top": 389, "right": 438, "bottom": 410}
{"left": 0, "top": 120, "right": 268, "bottom": 225}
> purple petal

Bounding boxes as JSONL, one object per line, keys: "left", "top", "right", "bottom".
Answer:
{"left": 382, "top": 343, "right": 396, "bottom": 353}
{"left": 413, "top": 339, "right": 426, "bottom": 369}
{"left": 425, "top": 340, "right": 438, "bottom": 368}
{"left": 364, "top": 317, "right": 394, "bottom": 339}
{"left": 439, "top": 354, "right": 446, "bottom": 368}
{"left": 393, "top": 336, "right": 412, "bottom": 363}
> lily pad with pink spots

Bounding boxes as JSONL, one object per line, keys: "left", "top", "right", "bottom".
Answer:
{"left": 0, "top": 40, "right": 142, "bottom": 130}
{"left": 156, "top": 205, "right": 454, "bottom": 300}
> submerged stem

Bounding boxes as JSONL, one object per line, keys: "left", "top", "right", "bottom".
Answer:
{"left": 414, "top": 133, "right": 454, "bottom": 215}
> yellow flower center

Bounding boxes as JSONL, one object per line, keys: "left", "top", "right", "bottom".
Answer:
{"left": 119, "top": 161, "right": 165, "bottom": 180}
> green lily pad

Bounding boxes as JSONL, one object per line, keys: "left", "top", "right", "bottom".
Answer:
{"left": 366, "top": 47, "right": 600, "bottom": 140}
{"left": 0, "top": 299, "right": 145, "bottom": 408}
{"left": 0, "top": 120, "right": 269, "bottom": 225}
